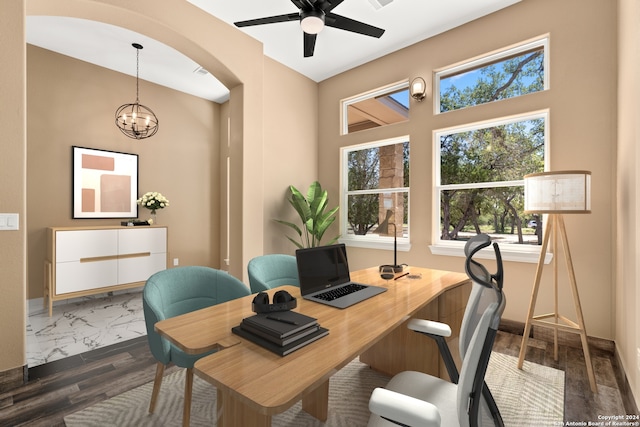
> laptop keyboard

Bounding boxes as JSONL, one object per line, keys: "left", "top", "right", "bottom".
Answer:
{"left": 314, "top": 283, "right": 367, "bottom": 301}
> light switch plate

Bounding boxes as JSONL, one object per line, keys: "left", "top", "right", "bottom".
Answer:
{"left": 0, "top": 213, "right": 19, "bottom": 230}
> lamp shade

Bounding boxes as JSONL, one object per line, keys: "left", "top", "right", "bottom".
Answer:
{"left": 524, "top": 170, "right": 591, "bottom": 213}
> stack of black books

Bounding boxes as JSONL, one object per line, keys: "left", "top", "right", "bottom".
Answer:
{"left": 232, "top": 311, "right": 329, "bottom": 356}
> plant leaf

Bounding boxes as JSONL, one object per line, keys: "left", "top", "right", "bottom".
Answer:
{"left": 306, "top": 181, "right": 322, "bottom": 205}
{"left": 309, "top": 187, "right": 327, "bottom": 217}
{"left": 289, "top": 187, "right": 312, "bottom": 223}
{"left": 286, "top": 236, "right": 304, "bottom": 249}
{"left": 314, "top": 214, "right": 337, "bottom": 241}
{"left": 274, "top": 219, "right": 302, "bottom": 237}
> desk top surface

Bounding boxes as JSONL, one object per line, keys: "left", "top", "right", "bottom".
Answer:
{"left": 155, "top": 266, "right": 468, "bottom": 414}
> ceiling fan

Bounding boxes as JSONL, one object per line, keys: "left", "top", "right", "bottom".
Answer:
{"left": 234, "top": 0, "right": 385, "bottom": 57}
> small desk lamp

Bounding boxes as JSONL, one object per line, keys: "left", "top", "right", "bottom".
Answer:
{"left": 374, "top": 209, "right": 404, "bottom": 274}
{"left": 517, "top": 170, "right": 597, "bottom": 392}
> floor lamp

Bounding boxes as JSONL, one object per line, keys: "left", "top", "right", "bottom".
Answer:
{"left": 517, "top": 171, "right": 597, "bottom": 393}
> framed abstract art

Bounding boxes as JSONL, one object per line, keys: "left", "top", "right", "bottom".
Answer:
{"left": 72, "top": 146, "right": 138, "bottom": 219}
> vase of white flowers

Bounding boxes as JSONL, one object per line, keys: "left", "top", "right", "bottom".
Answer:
{"left": 136, "top": 191, "right": 169, "bottom": 225}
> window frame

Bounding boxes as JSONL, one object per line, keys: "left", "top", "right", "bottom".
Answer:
{"left": 339, "top": 136, "right": 411, "bottom": 251}
{"left": 434, "top": 36, "right": 549, "bottom": 114}
{"left": 429, "top": 110, "right": 551, "bottom": 263}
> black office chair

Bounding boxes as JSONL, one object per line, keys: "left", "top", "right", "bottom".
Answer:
{"left": 368, "top": 233, "right": 506, "bottom": 427}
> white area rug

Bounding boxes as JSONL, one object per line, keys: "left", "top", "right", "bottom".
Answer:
{"left": 486, "top": 352, "right": 565, "bottom": 426}
{"left": 65, "top": 353, "right": 564, "bottom": 426}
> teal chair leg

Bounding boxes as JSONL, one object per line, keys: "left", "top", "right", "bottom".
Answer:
{"left": 183, "top": 368, "right": 193, "bottom": 427}
{"left": 148, "top": 362, "right": 194, "bottom": 427}
{"left": 149, "top": 362, "right": 164, "bottom": 414}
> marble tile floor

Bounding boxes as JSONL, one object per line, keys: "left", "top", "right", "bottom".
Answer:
{"left": 26, "top": 290, "right": 146, "bottom": 368}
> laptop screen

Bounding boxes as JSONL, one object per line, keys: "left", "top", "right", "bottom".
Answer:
{"left": 296, "top": 243, "right": 351, "bottom": 295}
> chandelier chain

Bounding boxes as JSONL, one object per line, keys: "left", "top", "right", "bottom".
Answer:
{"left": 135, "top": 47, "right": 140, "bottom": 103}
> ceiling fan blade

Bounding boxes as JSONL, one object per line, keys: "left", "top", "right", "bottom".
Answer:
{"left": 316, "top": 0, "right": 345, "bottom": 13}
{"left": 291, "top": 0, "right": 308, "bottom": 9}
{"left": 234, "top": 13, "right": 299, "bottom": 28}
{"left": 325, "top": 13, "right": 385, "bottom": 38}
{"left": 303, "top": 32, "right": 317, "bottom": 57}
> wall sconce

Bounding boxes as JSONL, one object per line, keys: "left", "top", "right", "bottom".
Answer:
{"left": 410, "top": 77, "right": 426, "bottom": 102}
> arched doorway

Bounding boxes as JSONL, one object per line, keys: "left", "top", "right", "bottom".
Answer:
{"left": 25, "top": 0, "right": 265, "bottom": 280}
{"left": 1, "top": 0, "right": 266, "bottom": 374}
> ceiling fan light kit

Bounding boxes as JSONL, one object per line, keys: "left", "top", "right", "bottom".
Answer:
{"left": 300, "top": 9, "right": 325, "bottom": 34}
{"left": 115, "top": 43, "right": 159, "bottom": 140}
{"left": 234, "top": 0, "right": 385, "bottom": 57}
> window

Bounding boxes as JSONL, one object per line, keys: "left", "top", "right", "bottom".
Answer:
{"left": 341, "top": 82, "right": 410, "bottom": 135}
{"left": 435, "top": 38, "right": 548, "bottom": 113}
{"left": 341, "top": 137, "right": 410, "bottom": 250}
{"left": 434, "top": 112, "right": 547, "bottom": 249}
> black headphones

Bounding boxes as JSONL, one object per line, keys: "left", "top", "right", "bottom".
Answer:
{"left": 251, "top": 290, "right": 297, "bottom": 313}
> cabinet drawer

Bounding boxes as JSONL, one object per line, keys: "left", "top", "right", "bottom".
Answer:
{"left": 118, "top": 253, "right": 167, "bottom": 284}
{"left": 55, "top": 229, "right": 118, "bottom": 262}
{"left": 55, "top": 259, "right": 119, "bottom": 294}
{"left": 118, "top": 228, "right": 167, "bottom": 255}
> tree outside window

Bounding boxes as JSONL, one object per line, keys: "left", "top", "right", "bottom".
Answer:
{"left": 436, "top": 114, "right": 546, "bottom": 245}
{"left": 435, "top": 38, "right": 548, "bottom": 246}
{"left": 343, "top": 138, "right": 409, "bottom": 242}
{"left": 436, "top": 38, "right": 548, "bottom": 113}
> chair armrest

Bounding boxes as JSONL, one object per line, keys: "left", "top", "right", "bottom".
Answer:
{"left": 408, "top": 318, "right": 452, "bottom": 337}
{"left": 407, "top": 319, "right": 459, "bottom": 383}
{"left": 369, "top": 388, "right": 441, "bottom": 427}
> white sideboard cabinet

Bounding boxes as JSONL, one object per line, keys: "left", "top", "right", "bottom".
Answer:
{"left": 45, "top": 226, "right": 168, "bottom": 316}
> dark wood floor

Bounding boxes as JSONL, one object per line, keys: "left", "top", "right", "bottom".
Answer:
{"left": 0, "top": 331, "right": 636, "bottom": 426}
{"left": 493, "top": 331, "right": 637, "bottom": 423}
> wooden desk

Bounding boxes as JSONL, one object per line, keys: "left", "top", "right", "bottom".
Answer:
{"left": 155, "top": 266, "right": 470, "bottom": 427}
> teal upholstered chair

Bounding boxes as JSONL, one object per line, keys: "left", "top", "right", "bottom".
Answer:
{"left": 247, "top": 254, "right": 300, "bottom": 293}
{"left": 143, "top": 266, "right": 250, "bottom": 427}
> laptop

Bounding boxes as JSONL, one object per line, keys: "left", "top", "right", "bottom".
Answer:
{"left": 295, "top": 243, "right": 387, "bottom": 309}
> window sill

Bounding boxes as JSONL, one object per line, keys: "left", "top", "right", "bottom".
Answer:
{"left": 339, "top": 236, "right": 411, "bottom": 252}
{"left": 429, "top": 243, "right": 553, "bottom": 264}
{"left": 339, "top": 237, "right": 551, "bottom": 264}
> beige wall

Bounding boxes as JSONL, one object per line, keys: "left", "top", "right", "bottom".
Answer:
{"left": 214, "top": 58, "right": 319, "bottom": 264}
{"left": 616, "top": 0, "right": 639, "bottom": 410}
{"left": 0, "top": 0, "right": 27, "bottom": 375}
{"left": 319, "top": 0, "right": 617, "bottom": 340}
{"left": 26, "top": 45, "right": 221, "bottom": 299}
{"left": 262, "top": 57, "right": 319, "bottom": 255}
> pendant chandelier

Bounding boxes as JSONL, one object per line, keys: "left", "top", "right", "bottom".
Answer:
{"left": 115, "top": 43, "right": 159, "bottom": 140}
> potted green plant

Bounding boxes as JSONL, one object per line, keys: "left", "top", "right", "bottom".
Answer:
{"left": 275, "top": 181, "right": 340, "bottom": 248}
